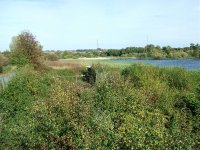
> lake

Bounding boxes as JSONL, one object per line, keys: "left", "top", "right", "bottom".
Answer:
{"left": 108, "top": 59, "right": 200, "bottom": 70}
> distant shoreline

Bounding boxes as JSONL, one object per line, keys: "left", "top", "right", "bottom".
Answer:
{"left": 59, "top": 57, "right": 199, "bottom": 61}
{"left": 60, "top": 57, "right": 137, "bottom": 61}
{"left": 59, "top": 57, "right": 112, "bottom": 61}
{"left": 78, "top": 57, "right": 112, "bottom": 60}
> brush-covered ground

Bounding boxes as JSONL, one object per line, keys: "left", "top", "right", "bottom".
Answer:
{"left": 0, "top": 61, "right": 200, "bottom": 149}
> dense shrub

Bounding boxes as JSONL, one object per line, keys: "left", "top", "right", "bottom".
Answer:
{"left": 0, "top": 66, "right": 51, "bottom": 148}
{"left": 82, "top": 67, "right": 96, "bottom": 85}
{"left": 0, "top": 63, "right": 199, "bottom": 149}
{"left": 163, "top": 67, "right": 195, "bottom": 90}
{"left": 0, "top": 53, "right": 8, "bottom": 73}
{"left": 44, "top": 53, "right": 59, "bottom": 61}
{"left": 0, "top": 67, "right": 2, "bottom": 73}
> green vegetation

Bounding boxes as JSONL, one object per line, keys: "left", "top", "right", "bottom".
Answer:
{"left": 44, "top": 52, "right": 59, "bottom": 61}
{"left": 9, "top": 31, "right": 43, "bottom": 69}
{"left": 82, "top": 66, "right": 96, "bottom": 85}
{"left": 47, "top": 43, "right": 200, "bottom": 60}
{"left": 2, "top": 32, "right": 200, "bottom": 61}
{"left": 0, "top": 31, "right": 199, "bottom": 149}
{"left": 0, "top": 63, "right": 199, "bottom": 149}
{"left": 0, "top": 53, "right": 8, "bottom": 73}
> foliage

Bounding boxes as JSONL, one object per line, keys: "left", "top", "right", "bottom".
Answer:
{"left": 50, "top": 43, "right": 200, "bottom": 60}
{"left": 0, "top": 53, "right": 8, "bottom": 67}
{"left": 10, "top": 31, "right": 43, "bottom": 68}
{"left": 0, "top": 63, "right": 200, "bottom": 149}
{"left": 44, "top": 53, "right": 59, "bottom": 61}
{"left": 0, "top": 66, "right": 51, "bottom": 148}
{"left": 0, "top": 53, "right": 8, "bottom": 73}
{"left": 82, "top": 67, "right": 96, "bottom": 85}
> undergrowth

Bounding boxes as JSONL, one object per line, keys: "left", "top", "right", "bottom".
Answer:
{"left": 0, "top": 64, "right": 199, "bottom": 149}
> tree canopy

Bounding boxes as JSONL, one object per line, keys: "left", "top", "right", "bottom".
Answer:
{"left": 10, "top": 31, "right": 43, "bottom": 68}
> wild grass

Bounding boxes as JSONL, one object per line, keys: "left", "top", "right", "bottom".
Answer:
{"left": 45, "top": 59, "right": 133, "bottom": 72}
{"left": 44, "top": 60, "right": 82, "bottom": 69}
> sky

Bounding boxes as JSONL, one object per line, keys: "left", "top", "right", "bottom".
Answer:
{"left": 0, "top": 0, "right": 200, "bottom": 50}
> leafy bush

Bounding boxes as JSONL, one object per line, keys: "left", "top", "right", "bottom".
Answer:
{"left": 44, "top": 53, "right": 59, "bottom": 61}
{"left": 0, "top": 66, "right": 51, "bottom": 148}
{"left": 82, "top": 67, "right": 96, "bottom": 85}
{"left": 0, "top": 67, "right": 2, "bottom": 73}
{"left": 0, "top": 53, "right": 8, "bottom": 73}
{"left": 163, "top": 67, "right": 195, "bottom": 90}
{"left": 0, "top": 63, "right": 199, "bottom": 149}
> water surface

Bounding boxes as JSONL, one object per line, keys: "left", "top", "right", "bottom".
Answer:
{"left": 108, "top": 59, "right": 200, "bottom": 70}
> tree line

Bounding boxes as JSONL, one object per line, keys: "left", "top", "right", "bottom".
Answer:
{"left": 0, "top": 31, "right": 200, "bottom": 73}
{"left": 46, "top": 44, "right": 200, "bottom": 60}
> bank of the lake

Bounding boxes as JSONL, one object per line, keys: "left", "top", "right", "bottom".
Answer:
{"left": 54, "top": 58, "right": 200, "bottom": 70}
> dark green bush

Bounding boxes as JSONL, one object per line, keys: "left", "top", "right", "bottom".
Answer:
{"left": 0, "top": 66, "right": 51, "bottom": 149}
{"left": 164, "top": 67, "right": 194, "bottom": 90}
{"left": 82, "top": 67, "right": 96, "bottom": 85}
{"left": 121, "top": 63, "right": 161, "bottom": 87}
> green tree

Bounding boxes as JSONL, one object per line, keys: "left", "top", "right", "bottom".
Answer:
{"left": 190, "top": 43, "right": 200, "bottom": 58}
{"left": 145, "top": 44, "right": 155, "bottom": 52}
{"left": 10, "top": 31, "right": 43, "bottom": 68}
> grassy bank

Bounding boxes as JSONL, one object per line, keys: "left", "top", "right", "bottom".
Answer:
{"left": 45, "top": 59, "right": 133, "bottom": 70}
{"left": 0, "top": 62, "right": 200, "bottom": 149}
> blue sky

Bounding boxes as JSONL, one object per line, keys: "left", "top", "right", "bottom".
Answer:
{"left": 0, "top": 0, "right": 200, "bottom": 50}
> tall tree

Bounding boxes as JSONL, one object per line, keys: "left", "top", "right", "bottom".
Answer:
{"left": 190, "top": 43, "right": 200, "bottom": 58}
{"left": 10, "top": 31, "right": 43, "bottom": 68}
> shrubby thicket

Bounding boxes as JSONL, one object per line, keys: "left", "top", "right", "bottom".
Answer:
{"left": 0, "top": 53, "right": 8, "bottom": 73}
{"left": 0, "top": 63, "right": 199, "bottom": 149}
